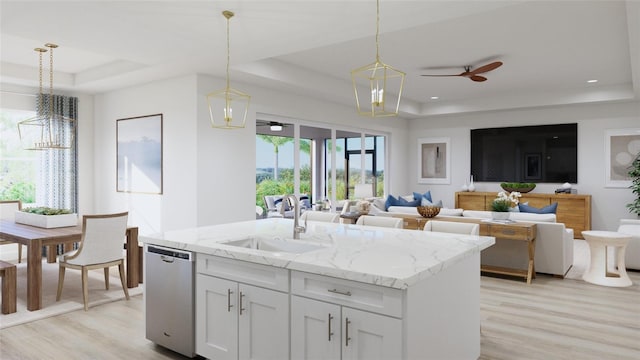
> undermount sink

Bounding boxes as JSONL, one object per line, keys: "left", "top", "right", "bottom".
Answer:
{"left": 222, "top": 237, "right": 325, "bottom": 254}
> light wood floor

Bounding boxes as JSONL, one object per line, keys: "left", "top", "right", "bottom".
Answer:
{"left": 1, "top": 273, "right": 639, "bottom": 359}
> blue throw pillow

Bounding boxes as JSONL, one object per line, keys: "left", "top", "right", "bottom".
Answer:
{"left": 385, "top": 195, "right": 420, "bottom": 210}
{"left": 413, "top": 191, "right": 433, "bottom": 203}
{"left": 518, "top": 202, "right": 558, "bottom": 214}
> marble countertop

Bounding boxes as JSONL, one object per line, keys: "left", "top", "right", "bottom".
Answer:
{"left": 141, "top": 218, "right": 494, "bottom": 289}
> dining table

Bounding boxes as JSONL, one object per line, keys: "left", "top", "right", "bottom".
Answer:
{"left": 0, "top": 219, "right": 140, "bottom": 311}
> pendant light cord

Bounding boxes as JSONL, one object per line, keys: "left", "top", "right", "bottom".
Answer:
{"left": 226, "top": 15, "right": 231, "bottom": 90}
{"left": 375, "top": 0, "right": 380, "bottom": 62}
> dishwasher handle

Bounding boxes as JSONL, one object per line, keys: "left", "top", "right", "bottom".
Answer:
{"left": 146, "top": 245, "right": 193, "bottom": 261}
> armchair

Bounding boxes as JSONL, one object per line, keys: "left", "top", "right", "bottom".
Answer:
{"left": 617, "top": 219, "right": 640, "bottom": 270}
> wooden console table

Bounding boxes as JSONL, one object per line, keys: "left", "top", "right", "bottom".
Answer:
{"left": 393, "top": 214, "right": 537, "bottom": 283}
{"left": 480, "top": 221, "right": 537, "bottom": 284}
{"left": 454, "top": 191, "right": 590, "bottom": 238}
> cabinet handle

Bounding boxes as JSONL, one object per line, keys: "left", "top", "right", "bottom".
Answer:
{"left": 345, "top": 318, "right": 351, "bottom": 347}
{"left": 227, "top": 289, "right": 233, "bottom": 312}
{"left": 328, "top": 313, "right": 334, "bottom": 341}
{"left": 328, "top": 288, "right": 352, "bottom": 296}
{"left": 239, "top": 291, "right": 246, "bottom": 315}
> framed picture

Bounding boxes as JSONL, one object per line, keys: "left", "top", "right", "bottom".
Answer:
{"left": 605, "top": 128, "right": 640, "bottom": 188}
{"left": 525, "top": 153, "right": 542, "bottom": 180}
{"left": 117, "top": 114, "right": 163, "bottom": 194}
{"left": 418, "top": 137, "right": 450, "bottom": 184}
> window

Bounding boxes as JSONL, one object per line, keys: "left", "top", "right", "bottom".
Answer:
{"left": 327, "top": 133, "right": 385, "bottom": 200}
{"left": 0, "top": 108, "right": 38, "bottom": 203}
{"left": 256, "top": 117, "right": 388, "bottom": 212}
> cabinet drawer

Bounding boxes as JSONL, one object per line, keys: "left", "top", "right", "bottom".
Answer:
{"left": 484, "top": 224, "right": 535, "bottom": 241}
{"left": 197, "top": 253, "right": 289, "bottom": 292}
{"left": 291, "top": 271, "right": 403, "bottom": 318}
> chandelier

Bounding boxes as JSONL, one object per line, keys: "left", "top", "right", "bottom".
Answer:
{"left": 18, "top": 43, "right": 75, "bottom": 150}
{"left": 207, "top": 10, "right": 250, "bottom": 129}
{"left": 351, "top": 0, "right": 405, "bottom": 117}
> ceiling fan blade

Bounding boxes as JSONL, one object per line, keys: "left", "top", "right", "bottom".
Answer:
{"left": 470, "top": 75, "right": 487, "bottom": 82}
{"left": 420, "top": 74, "right": 461, "bottom": 77}
{"left": 469, "top": 61, "right": 503, "bottom": 75}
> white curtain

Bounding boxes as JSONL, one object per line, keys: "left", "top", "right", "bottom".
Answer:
{"left": 36, "top": 94, "right": 78, "bottom": 212}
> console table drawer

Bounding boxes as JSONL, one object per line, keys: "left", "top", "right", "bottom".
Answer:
{"left": 483, "top": 223, "right": 536, "bottom": 241}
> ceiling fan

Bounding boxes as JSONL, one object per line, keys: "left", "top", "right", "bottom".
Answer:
{"left": 256, "top": 121, "right": 289, "bottom": 131}
{"left": 421, "top": 61, "right": 503, "bottom": 82}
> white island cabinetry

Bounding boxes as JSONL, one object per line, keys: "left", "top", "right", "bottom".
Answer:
{"left": 291, "top": 270, "right": 402, "bottom": 360}
{"left": 196, "top": 254, "right": 289, "bottom": 360}
{"left": 141, "top": 218, "right": 494, "bottom": 360}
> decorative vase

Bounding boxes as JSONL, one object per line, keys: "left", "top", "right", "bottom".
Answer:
{"left": 461, "top": 182, "right": 468, "bottom": 192}
{"left": 491, "top": 212, "right": 510, "bottom": 221}
{"left": 468, "top": 175, "right": 475, "bottom": 192}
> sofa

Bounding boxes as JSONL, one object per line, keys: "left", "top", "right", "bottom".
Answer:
{"left": 374, "top": 203, "right": 574, "bottom": 277}
{"left": 456, "top": 210, "right": 574, "bottom": 277}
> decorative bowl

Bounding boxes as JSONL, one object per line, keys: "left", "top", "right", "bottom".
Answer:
{"left": 500, "top": 183, "right": 536, "bottom": 193}
{"left": 417, "top": 206, "right": 440, "bottom": 218}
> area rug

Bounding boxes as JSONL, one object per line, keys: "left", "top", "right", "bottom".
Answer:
{"left": 0, "top": 259, "right": 143, "bottom": 329}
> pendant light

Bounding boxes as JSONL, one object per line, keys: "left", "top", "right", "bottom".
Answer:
{"left": 351, "top": 0, "right": 405, "bottom": 117}
{"left": 207, "top": 10, "right": 250, "bottom": 129}
{"left": 18, "top": 43, "right": 75, "bottom": 150}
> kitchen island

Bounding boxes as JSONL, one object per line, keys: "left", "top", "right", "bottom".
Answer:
{"left": 142, "top": 218, "right": 494, "bottom": 360}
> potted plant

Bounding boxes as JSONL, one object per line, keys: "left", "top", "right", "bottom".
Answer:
{"left": 15, "top": 206, "right": 77, "bottom": 228}
{"left": 627, "top": 153, "right": 640, "bottom": 217}
{"left": 490, "top": 191, "right": 522, "bottom": 220}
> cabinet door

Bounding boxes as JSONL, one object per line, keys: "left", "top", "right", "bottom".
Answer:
{"left": 291, "top": 296, "right": 341, "bottom": 360}
{"left": 238, "top": 284, "right": 289, "bottom": 360}
{"left": 342, "top": 307, "right": 402, "bottom": 360}
{"left": 456, "top": 192, "right": 487, "bottom": 210}
{"left": 196, "top": 275, "right": 238, "bottom": 360}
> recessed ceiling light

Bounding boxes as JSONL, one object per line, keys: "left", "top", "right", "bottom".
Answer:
{"left": 430, "top": 96, "right": 439, "bottom": 100}
{"left": 587, "top": 79, "right": 598, "bottom": 83}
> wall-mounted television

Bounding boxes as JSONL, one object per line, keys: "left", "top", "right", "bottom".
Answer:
{"left": 470, "top": 123, "right": 577, "bottom": 183}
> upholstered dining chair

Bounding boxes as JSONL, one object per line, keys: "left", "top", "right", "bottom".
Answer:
{"left": 355, "top": 215, "right": 403, "bottom": 228}
{"left": 0, "top": 200, "right": 26, "bottom": 263}
{"left": 300, "top": 211, "right": 340, "bottom": 223}
{"left": 56, "top": 212, "right": 129, "bottom": 311}
{"left": 423, "top": 220, "right": 480, "bottom": 235}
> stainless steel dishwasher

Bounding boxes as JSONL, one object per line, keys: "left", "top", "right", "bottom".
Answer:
{"left": 145, "top": 244, "right": 195, "bottom": 358}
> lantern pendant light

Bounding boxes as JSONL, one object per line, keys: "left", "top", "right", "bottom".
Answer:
{"left": 207, "top": 10, "right": 250, "bottom": 129}
{"left": 351, "top": 0, "right": 405, "bottom": 117}
{"left": 18, "top": 43, "right": 76, "bottom": 150}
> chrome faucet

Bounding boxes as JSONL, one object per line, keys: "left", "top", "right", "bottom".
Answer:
{"left": 282, "top": 194, "right": 306, "bottom": 239}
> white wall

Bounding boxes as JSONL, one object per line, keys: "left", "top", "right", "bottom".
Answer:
{"left": 408, "top": 101, "right": 640, "bottom": 231}
{"left": 92, "top": 74, "right": 409, "bottom": 233}
{"left": 93, "top": 75, "right": 199, "bottom": 234}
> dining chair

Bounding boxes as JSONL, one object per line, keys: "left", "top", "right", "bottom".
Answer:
{"left": 300, "top": 211, "right": 340, "bottom": 223}
{"left": 0, "top": 200, "right": 26, "bottom": 263}
{"left": 355, "top": 215, "right": 403, "bottom": 228}
{"left": 423, "top": 220, "right": 480, "bottom": 235}
{"left": 56, "top": 212, "right": 129, "bottom": 311}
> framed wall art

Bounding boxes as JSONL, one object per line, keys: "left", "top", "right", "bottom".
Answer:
{"left": 605, "top": 128, "right": 640, "bottom": 188}
{"left": 117, "top": 114, "right": 163, "bottom": 194}
{"left": 418, "top": 137, "right": 450, "bottom": 184}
